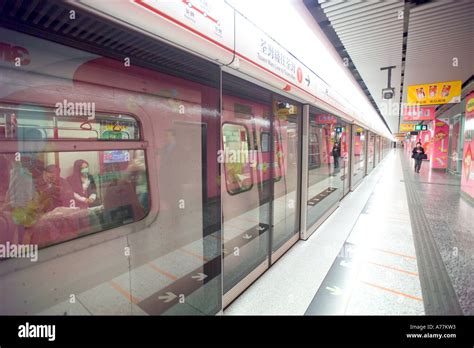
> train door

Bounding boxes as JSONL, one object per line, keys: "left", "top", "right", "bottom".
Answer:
{"left": 351, "top": 125, "right": 366, "bottom": 190}
{"left": 301, "top": 109, "right": 345, "bottom": 239}
{"left": 366, "top": 132, "right": 375, "bottom": 175}
{"left": 336, "top": 122, "right": 351, "bottom": 197}
{"left": 221, "top": 74, "right": 271, "bottom": 307}
{"left": 271, "top": 98, "right": 301, "bottom": 262}
{"left": 221, "top": 73, "right": 301, "bottom": 307}
{"left": 375, "top": 135, "right": 381, "bottom": 165}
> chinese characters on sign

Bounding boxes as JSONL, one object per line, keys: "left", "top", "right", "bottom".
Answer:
{"left": 257, "top": 38, "right": 300, "bottom": 82}
{"left": 402, "top": 105, "right": 436, "bottom": 121}
{"left": 400, "top": 123, "right": 416, "bottom": 132}
{"left": 260, "top": 38, "right": 296, "bottom": 75}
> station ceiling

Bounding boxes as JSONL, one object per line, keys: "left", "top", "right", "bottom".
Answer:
{"left": 305, "top": 0, "right": 474, "bottom": 133}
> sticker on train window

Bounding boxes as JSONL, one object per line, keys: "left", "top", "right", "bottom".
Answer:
{"left": 0, "top": 103, "right": 140, "bottom": 140}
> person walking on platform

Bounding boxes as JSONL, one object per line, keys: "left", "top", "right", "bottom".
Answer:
{"left": 331, "top": 141, "right": 341, "bottom": 171}
{"left": 412, "top": 141, "right": 425, "bottom": 173}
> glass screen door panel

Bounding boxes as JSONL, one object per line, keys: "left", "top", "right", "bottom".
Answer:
{"left": 221, "top": 97, "right": 271, "bottom": 296}
{"left": 351, "top": 125, "right": 366, "bottom": 189}
{"left": 221, "top": 74, "right": 272, "bottom": 298}
{"left": 271, "top": 99, "right": 301, "bottom": 252}
{"left": 340, "top": 124, "right": 351, "bottom": 196}
{"left": 367, "top": 132, "right": 375, "bottom": 174}
{"left": 305, "top": 110, "right": 345, "bottom": 231}
{"left": 449, "top": 116, "right": 462, "bottom": 173}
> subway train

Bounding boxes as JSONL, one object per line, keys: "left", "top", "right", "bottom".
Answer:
{"left": 0, "top": 0, "right": 392, "bottom": 315}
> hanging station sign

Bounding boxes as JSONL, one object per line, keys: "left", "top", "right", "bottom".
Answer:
{"left": 400, "top": 123, "right": 416, "bottom": 132}
{"left": 402, "top": 105, "right": 436, "bottom": 121}
{"left": 415, "top": 124, "right": 428, "bottom": 131}
{"left": 407, "top": 80, "right": 462, "bottom": 105}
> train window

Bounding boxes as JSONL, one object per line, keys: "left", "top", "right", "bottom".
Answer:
{"left": 260, "top": 132, "right": 270, "bottom": 152}
{"left": 0, "top": 149, "right": 149, "bottom": 251}
{"left": 0, "top": 104, "right": 140, "bottom": 140}
{"left": 222, "top": 123, "right": 253, "bottom": 195}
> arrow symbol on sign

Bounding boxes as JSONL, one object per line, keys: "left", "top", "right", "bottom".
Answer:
{"left": 257, "top": 225, "right": 266, "bottom": 231}
{"left": 305, "top": 75, "right": 310, "bottom": 86}
{"left": 192, "top": 273, "right": 207, "bottom": 281}
{"left": 158, "top": 292, "right": 177, "bottom": 303}
{"left": 243, "top": 233, "right": 253, "bottom": 240}
{"left": 326, "top": 286, "right": 343, "bottom": 296}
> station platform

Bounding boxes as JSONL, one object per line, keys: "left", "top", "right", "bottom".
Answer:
{"left": 225, "top": 149, "right": 473, "bottom": 316}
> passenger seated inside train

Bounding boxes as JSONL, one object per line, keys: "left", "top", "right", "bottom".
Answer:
{"left": 5, "top": 159, "right": 73, "bottom": 216}
{"left": 1, "top": 148, "right": 149, "bottom": 248}
{"left": 35, "top": 164, "right": 74, "bottom": 213}
{"left": 1, "top": 159, "right": 79, "bottom": 246}
{"left": 67, "top": 159, "right": 99, "bottom": 209}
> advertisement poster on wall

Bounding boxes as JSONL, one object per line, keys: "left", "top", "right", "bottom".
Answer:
{"left": 461, "top": 92, "right": 474, "bottom": 199}
{"left": 431, "top": 119, "right": 449, "bottom": 169}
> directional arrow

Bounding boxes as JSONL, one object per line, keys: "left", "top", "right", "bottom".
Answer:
{"left": 257, "top": 225, "right": 266, "bottom": 231}
{"left": 191, "top": 273, "right": 208, "bottom": 281}
{"left": 326, "top": 286, "right": 343, "bottom": 296}
{"left": 305, "top": 75, "right": 310, "bottom": 86}
{"left": 242, "top": 233, "right": 253, "bottom": 240}
{"left": 158, "top": 292, "right": 177, "bottom": 303}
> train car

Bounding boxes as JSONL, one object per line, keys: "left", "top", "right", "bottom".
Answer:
{"left": 0, "top": 0, "right": 393, "bottom": 315}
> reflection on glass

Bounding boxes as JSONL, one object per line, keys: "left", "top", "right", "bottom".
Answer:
{"left": 352, "top": 126, "right": 366, "bottom": 187}
{"left": 375, "top": 135, "right": 381, "bottom": 164}
{"left": 449, "top": 116, "right": 462, "bottom": 173}
{"left": 0, "top": 104, "right": 140, "bottom": 140}
{"left": 306, "top": 112, "right": 346, "bottom": 229}
{"left": 272, "top": 101, "right": 300, "bottom": 252}
{"left": 0, "top": 28, "right": 223, "bottom": 316}
{"left": 222, "top": 123, "right": 253, "bottom": 194}
{"left": 221, "top": 88, "right": 271, "bottom": 295}
{"left": 221, "top": 76, "right": 302, "bottom": 297}
{"left": 0, "top": 150, "right": 148, "bottom": 249}
{"left": 367, "top": 132, "right": 375, "bottom": 174}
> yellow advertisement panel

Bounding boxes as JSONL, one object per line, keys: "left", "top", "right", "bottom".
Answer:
{"left": 407, "top": 80, "right": 462, "bottom": 105}
{"left": 400, "top": 123, "right": 415, "bottom": 132}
